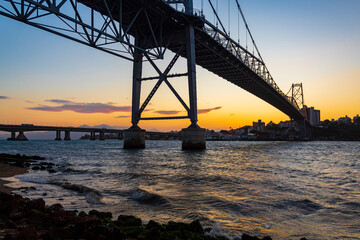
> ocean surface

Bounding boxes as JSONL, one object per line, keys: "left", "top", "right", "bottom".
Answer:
{"left": 0, "top": 140, "right": 359, "bottom": 239}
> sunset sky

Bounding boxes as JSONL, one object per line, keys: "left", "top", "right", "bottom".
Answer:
{"left": 0, "top": 0, "right": 359, "bottom": 131}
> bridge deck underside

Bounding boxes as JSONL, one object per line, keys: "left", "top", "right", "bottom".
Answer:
{"left": 79, "top": 0, "right": 304, "bottom": 121}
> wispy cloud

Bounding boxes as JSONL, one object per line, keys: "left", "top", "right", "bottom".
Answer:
{"left": 28, "top": 102, "right": 131, "bottom": 114}
{"left": 46, "top": 99, "right": 74, "bottom": 104}
{"left": 114, "top": 115, "right": 130, "bottom": 118}
{"left": 198, "top": 106, "right": 222, "bottom": 114}
{"left": 0, "top": 96, "right": 9, "bottom": 100}
{"left": 154, "top": 110, "right": 182, "bottom": 115}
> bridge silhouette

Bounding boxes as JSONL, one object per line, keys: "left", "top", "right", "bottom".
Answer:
{"left": 0, "top": 0, "right": 309, "bottom": 149}
{"left": 0, "top": 124, "right": 178, "bottom": 141}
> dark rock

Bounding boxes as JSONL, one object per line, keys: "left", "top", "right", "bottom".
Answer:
{"left": 117, "top": 215, "right": 142, "bottom": 227}
{"left": 166, "top": 221, "right": 190, "bottom": 232}
{"left": 31, "top": 166, "right": 40, "bottom": 170}
{"left": 42, "top": 193, "right": 47, "bottom": 196}
{"left": 47, "top": 169, "right": 56, "bottom": 173}
{"left": 262, "top": 236, "right": 272, "bottom": 240}
{"left": 29, "top": 198, "right": 45, "bottom": 211}
{"left": 16, "top": 226, "right": 38, "bottom": 240}
{"left": 9, "top": 209, "right": 23, "bottom": 220}
{"left": 146, "top": 220, "right": 165, "bottom": 231}
{"left": 89, "top": 210, "right": 112, "bottom": 220}
{"left": 78, "top": 211, "right": 88, "bottom": 217}
{"left": 6, "top": 220, "right": 17, "bottom": 228}
{"left": 40, "top": 166, "right": 46, "bottom": 171}
{"left": 300, "top": 238, "right": 308, "bottom": 240}
{"left": 46, "top": 203, "right": 63, "bottom": 214}
{"left": 189, "top": 220, "right": 203, "bottom": 234}
{"left": 242, "top": 233, "right": 261, "bottom": 240}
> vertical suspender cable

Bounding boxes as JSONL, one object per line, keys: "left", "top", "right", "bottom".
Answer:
{"left": 216, "top": 0, "right": 218, "bottom": 27}
{"left": 228, "top": 0, "right": 230, "bottom": 36}
{"left": 235, "top": 0, "right": 264, "bottom": 63}
{"left": 237, "top": 3, "right": 240, "bottom": 44}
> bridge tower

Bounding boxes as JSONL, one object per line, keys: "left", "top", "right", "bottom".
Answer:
{"left": 124, "top": 0, "right": 206, "bottom": 149}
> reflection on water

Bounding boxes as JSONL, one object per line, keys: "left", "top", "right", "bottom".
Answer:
{"left": 1, "top": 140, "right": 359, "bottom": 239}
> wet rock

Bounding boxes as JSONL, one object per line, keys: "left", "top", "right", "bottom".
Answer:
{"left": 31, "top": 166, "right": 40, "bottom": 170}
{"left": 29, "top": 198, "right": 45, "bottom": 211}
{"left": 78, "top": 211, "right": 88, "bottom": 217}
{"left": 242, "top": 233, "right": 261, "bottom": 240}
{"left": 46, "top": 203, "right": 63, "bottom": 214}
{"left": 47, "top": 169, "right": 56, "bottom": 173}
{"left": 189, "top": 220, "right": 203, "bottom": 234}
{"left": 117, "top": 215, "right": 142, "bottom": 227}
{"left": 89, "top": 210, "right": 112, "bottom": 220}
{"left": 16, "top": 226, "right": 37, "bottom": 240}
{"left": 146, "top": 220, "right": 165, "bottom": 231}
{"left": 9, "top": 210, "right": 23, "bottom": 220}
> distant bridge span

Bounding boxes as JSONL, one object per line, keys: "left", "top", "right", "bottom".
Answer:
{"left": 0, "top": 0, "right": 308, "bottom": 148}
{"left": 0, "top": 124, "right": 177, "bottom": 141}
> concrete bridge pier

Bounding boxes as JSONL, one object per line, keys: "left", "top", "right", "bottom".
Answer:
{"left": 181, "top": 124, "right": 206, "bottom": 150}
{"left": 90, "top": 132, "right": 96, "bottom": 140}
{"left": 55, "top": 130, "right": 62, "bottom": 141}
{"left": 99, "top": 132, "right": 105, "bottom": 140}
{"left": 123, "top": 126, "right": 145, "bottom": 149}
{"left": 16, "top": 131, "right": 28, "bottom": 141}
{"left": 64, "top": 131, "right": 71, "bottom": 141}
{"left": 7, "top": 131, "right": 16, "bottom": 141}
{"left": 117, "top": 133, "right": 123, "bottom": 140}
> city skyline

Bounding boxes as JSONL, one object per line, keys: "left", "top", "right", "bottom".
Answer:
{"left": 0, "top": 0, "right": 359, "bottom": 131}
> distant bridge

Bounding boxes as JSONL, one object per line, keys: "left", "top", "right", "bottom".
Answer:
{"left": 0, "top": 124, "right": 178, "bottom": 141}
{"left": 0, "top": 0, "right": 309, "bottom": 148}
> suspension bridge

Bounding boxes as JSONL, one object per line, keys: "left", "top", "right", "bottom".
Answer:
{"left": 0, "top": 0, "right": 309, "bottom": 149}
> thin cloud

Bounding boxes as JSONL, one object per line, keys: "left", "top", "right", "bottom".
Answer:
{"left": 0, "top": 96, "right": 9, "bottom": 100}
{"left": 46, "top": 99, "right": 75, "bottom": 104}
{"left": 28, "top": 103, "right": 131, "bottom": 114}
{"left": 198, "top": 106, "right": 222, "bottom": 114}
{"left": 114, "top": 115, "right": 130, "bottom": 118}
{"left": 154, "top": 110, "right": 182, "bottom": 115}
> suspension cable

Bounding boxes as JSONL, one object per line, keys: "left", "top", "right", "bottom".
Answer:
{"left": 228, "top": 0, "right": 230, "bottom": 36}
{"left": 207, "top": 0, "right": 227, "bottom": 34}
{"left": 234, "top": 0, "right": 264, "bottom": 63}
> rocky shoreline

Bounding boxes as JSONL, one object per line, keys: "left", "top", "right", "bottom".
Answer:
{"left": 0, "top": 153, "right": 309, "bottom": 240}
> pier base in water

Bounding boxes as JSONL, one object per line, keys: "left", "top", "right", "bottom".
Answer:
{"left": 123, "top": 126, "right": 145, "bottom": 149}
{"left": 181, "top": 125, "right": 206, "bottom": 150}
{"left": 15, "top": 131, "right": 28, "bottom": 141}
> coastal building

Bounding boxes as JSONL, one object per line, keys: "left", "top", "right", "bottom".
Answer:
{"left": 278, "top": 121, "right": 292, "bottom": 128}
{"left": 301, "top": 106, "right": 320, "bottom": 126}
{"left": 338, "top": 115, "right": 352, "bottom": 123}
{"left": 252, "top": 120, "right": 265, "bottom": 131}
{"left": 353, "top": 114, "right": 359, "bottom": 122}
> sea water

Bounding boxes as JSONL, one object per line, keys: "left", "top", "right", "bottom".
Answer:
{"left": 0, "top": 140, "right": 359, "bottom": 239}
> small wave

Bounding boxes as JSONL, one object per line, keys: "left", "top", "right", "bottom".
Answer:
{"left": 275, "top": 199, "right": 322, "bottom": 214}
{"left": 61, "top": 167, "right": 102, "bottom": 175}
{"left": 50, "top": 181, "right": 103, "bottom": 204}
{"left": 131, "top": 188, "right": 168, "bottom": 205}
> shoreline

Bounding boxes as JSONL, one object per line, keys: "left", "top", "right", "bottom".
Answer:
{"left": 0, "top": 153, "right": 308, "bottom": 240}
{"left": 0, "top": 162, "right": 27, "bottom": 194}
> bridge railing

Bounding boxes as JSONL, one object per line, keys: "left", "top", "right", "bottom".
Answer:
{"left": 201, "top": 22, "right": 300, "bottom": 111}
{"left": 164, "top": 1, "right": 301, "bottom": 112}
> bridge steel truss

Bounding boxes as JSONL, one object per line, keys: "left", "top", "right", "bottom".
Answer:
{"left": 0, "top": 0, "right": 204, "bottom": 127}
{"left": 0, "top": 0, "right": 306, "bottom": 127}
